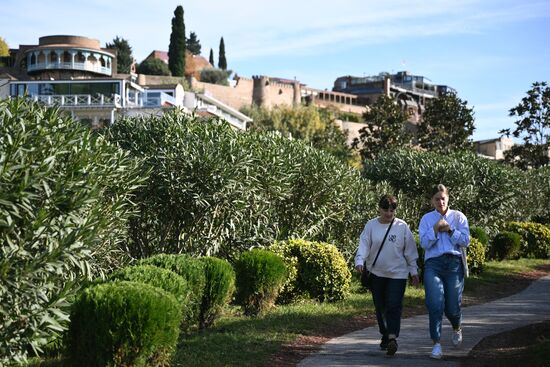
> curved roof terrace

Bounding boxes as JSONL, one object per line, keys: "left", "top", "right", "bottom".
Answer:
{"left": 24, "top": 35, "right": 115, "bottom": 76}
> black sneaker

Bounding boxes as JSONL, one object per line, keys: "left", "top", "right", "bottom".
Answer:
{"left": 380, "top": 336, "right": 389, "bottom": 350}
{"left": 386, "top": 338, "right": 398, "bottom": 356}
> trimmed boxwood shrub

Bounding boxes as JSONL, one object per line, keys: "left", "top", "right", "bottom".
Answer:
{"left": 108, "top": 265, "right": 193, "bottom": 329}
{"left": 138, "top": 254, "right": 205, "bottom": 328}
{"left": 467, "top": 237, "right": 485, "bottom": 275}
{"left": 234, "top": 249, "right": 287, "bottom": 316}
{"left": 197, "top": 257, "right": 235, "bottom": 328}
{"left": 492, "top": 231, "right": 522, "bottom": 260}
{"left": 270, "top": 239, "right": 351, "bottom": 302}
{"left": 470, "top": 226, "right": 489, "bottom": 247}
{"left": 67, "top": 281, "right": 181, "bottom": 367}
{"left": 504, "top": 221, "right": 550, "bottom": 259}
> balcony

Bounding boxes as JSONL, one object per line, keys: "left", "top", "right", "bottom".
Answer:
{"left": 27, "top": 61, "right": 112, "bottom": 76}
{"left": 32, "top": 94, "right": 122, "bottom": 108}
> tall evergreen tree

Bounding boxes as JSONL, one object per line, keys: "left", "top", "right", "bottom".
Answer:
{"left": 105, "top": 36, "right": 133, "bottom": 74}
{"left": 218, "top": 37, "right": 227, "bottom": 70}
{"left": 209, "top": 48, "right": 214, "bottom": 65}
{"left": 187, "top": 31, "right": 201, "bottom": 55}
{"left": 168, "top": 5, "right": 186, "bottom": 77}
{"left": 416, "top": 91, "right": 475, "bottom": 153}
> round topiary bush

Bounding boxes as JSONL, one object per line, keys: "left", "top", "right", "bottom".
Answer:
{"left": 270, "top": 239, "right": 351, "bottom": 302}
{"left": 138, "top": 254, "right": 205, "bottom": 329}
{"left": 470, "top": 226, "right": 489, "bottom": 247}
{"left": 67, "top": 281, "right": 182, "bottom": 367}
{"left": 467, "top": 237, "right": 485, "bottom": 275}
{"left": 234, "top": 249, "right": 287, "bottom": 316}
{"left": 492, "top": 231, "right": 522, "bottom": 260}
{"left": 197, "top": 256, "right": 236, "bottom": 328}
{"left": 108, "top": 265, "right": 193, "bottom": 330}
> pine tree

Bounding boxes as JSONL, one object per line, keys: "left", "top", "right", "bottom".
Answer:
{"left": 187, "top": 31, "right": 201, "bottom": 55}
{"left": 218, "top": 37, "right": 227, "bottom": 70}
{"left": 209, "top": 48, "right": 214, "bottom": 65}
{"left": 105, "top": 36, "right": 133, "bottom": 74}
{"left": 168, "top": 5, "right": 186, "bottom": 77}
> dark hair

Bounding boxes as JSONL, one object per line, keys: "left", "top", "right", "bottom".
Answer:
{"left": 379, "top": 194, "right": 398, "bottom": 210}
{"left": 430, "top": 184, "right": 449, "bottom": 198}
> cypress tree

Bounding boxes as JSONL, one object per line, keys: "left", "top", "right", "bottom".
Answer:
{"left": 168, "top": 5, "right": 186, "bottom": 77}
{"left": 209, "top": 48, "right": 214, "bottom": 66}
{"left": 218, "top": 37, "right": 227, "bottom": 70}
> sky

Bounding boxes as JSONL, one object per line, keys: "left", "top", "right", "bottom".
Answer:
{"left": 2, "top": 0, "right": 549, "bottom": 141}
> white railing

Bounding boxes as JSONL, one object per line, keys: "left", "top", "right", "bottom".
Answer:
{"left": 27, "top": 61, "right": 111, "bottom": 76}
{"left": 32, "top": 94, "right": 122, "bottom": 108}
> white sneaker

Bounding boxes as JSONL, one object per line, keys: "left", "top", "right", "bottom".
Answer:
{"left": 452, "top": 328, "right": 463, "bottom": 347}
{"left": 430, "top": 343, "right": 443, "bottom": 359}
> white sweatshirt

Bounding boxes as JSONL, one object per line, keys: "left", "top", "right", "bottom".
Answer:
{"left": 354, "top": 217, "right": 418, "bottom": 279}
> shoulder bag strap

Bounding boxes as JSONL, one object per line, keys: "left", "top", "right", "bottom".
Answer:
{"left": 371, "top": 218, "right": 395, "bottom": 269}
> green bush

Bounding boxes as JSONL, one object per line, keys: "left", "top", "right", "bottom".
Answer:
{"left": 67, "top": 281, "right": 181, "bottom": 367}
{"left": 138, "top": 254, "right": 205, "bottom": 328}
{"left": 470, "top": 226, "right": 489, "bottom": 247}
{"left": 0, "top": 98, "right": 143, "bottom": 363}
{"left": 526, "top": 166, "right": 550, "bottom": 224}
{"left": 467, "top": 237, "right": 485, "bottom": 275}
{"left": 234, "top": 249, "right": 287, "bottom": 316}
{"left": 197, "top": 257, "right": 235, "bottom": 328}
{"left": 107, "top": 265, "right": 193, "bottom": 329}
{"left": 106, "top": 112, "right": 381, "bottom": 261}
{"left": 270, "top": 239, "right": 351, "bottom": 302}
{"left": 492, "top": 231, "right": 522, "bottom": 260}
{"left": 363, "top": 149, "right": 526, "bottom": 232}
{"left": 504, "top": 222, "right": 550, "bottom": 259}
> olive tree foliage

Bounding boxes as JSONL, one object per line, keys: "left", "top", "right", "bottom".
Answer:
{"left": 500, "top": 81, "right": 550, "bottom": 169}
{"left": 137, "top": 57, "right": 171, "bottom": 76}
{"left": 417, "top": 91, "right": 476, "bottom": 153}
{"left": 352, "top": 95, "right": 412, "bottom": 162}
{"left": 200, "top": 67, "right": 232, "bottom": 86}
{"left": 0, "top": 98, "right": 143, "bottom": 364}
{"left": 363, "top": 148, "right": 527, "bottom": 233}
{"left": 241, "top": 104, "right": 354, "bottom": 164}
{"left": 105, "top": 36, "right": 134, "bottom": 74}
{"left": 107, "top": 111, "right": 384, "bottom": 261}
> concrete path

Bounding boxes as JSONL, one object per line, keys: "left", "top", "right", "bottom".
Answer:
{"left": 298, "top": 275, "right": 550, "bottom": 367}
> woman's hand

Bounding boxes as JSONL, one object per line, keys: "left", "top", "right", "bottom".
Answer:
{"left": 355, "top": 264, "right": 363, "bottom": 273}
{"left": 434, "top": 219, "right": 450, "bottom": 233}
{"left": 410, "top": 275, "right": 420, "bottom": 287}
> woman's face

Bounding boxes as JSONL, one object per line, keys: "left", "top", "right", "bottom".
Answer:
{"left": 431, "top": 191, "right": 449, "bottom": 214}
{"left": 378, "top": 207, "right": 396, "bottom": 223}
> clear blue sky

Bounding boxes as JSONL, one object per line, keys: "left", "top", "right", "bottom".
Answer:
{"left": 2, "top": 0, "right": 549, "bottom": 141}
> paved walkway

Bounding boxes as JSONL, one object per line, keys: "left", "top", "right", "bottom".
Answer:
{"left": 298, "top": 275, "right": 550, "bottom": 367}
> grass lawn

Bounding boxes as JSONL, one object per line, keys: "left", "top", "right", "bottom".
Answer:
{"left": 171, "top": 259, "right": 550, "bottom": 367}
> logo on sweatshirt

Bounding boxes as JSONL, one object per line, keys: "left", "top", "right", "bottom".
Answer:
{"left": 388, "top": 234, "right": 397, "bottom": 243}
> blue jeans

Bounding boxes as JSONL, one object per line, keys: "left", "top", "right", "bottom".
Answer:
{"left": 423, "top": 254, "right": 464, "bottom": 342}
{"left": 370, "top": 274, "right": 407, "bottom": 339}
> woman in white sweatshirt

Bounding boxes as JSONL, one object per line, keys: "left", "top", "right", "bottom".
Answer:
{"left": 355, "top": 194, "right": 419, "bottom": 356}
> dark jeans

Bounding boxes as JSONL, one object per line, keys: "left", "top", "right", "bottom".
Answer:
{"left": 370, "top": 273, "right": 407, "bottom": 339}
